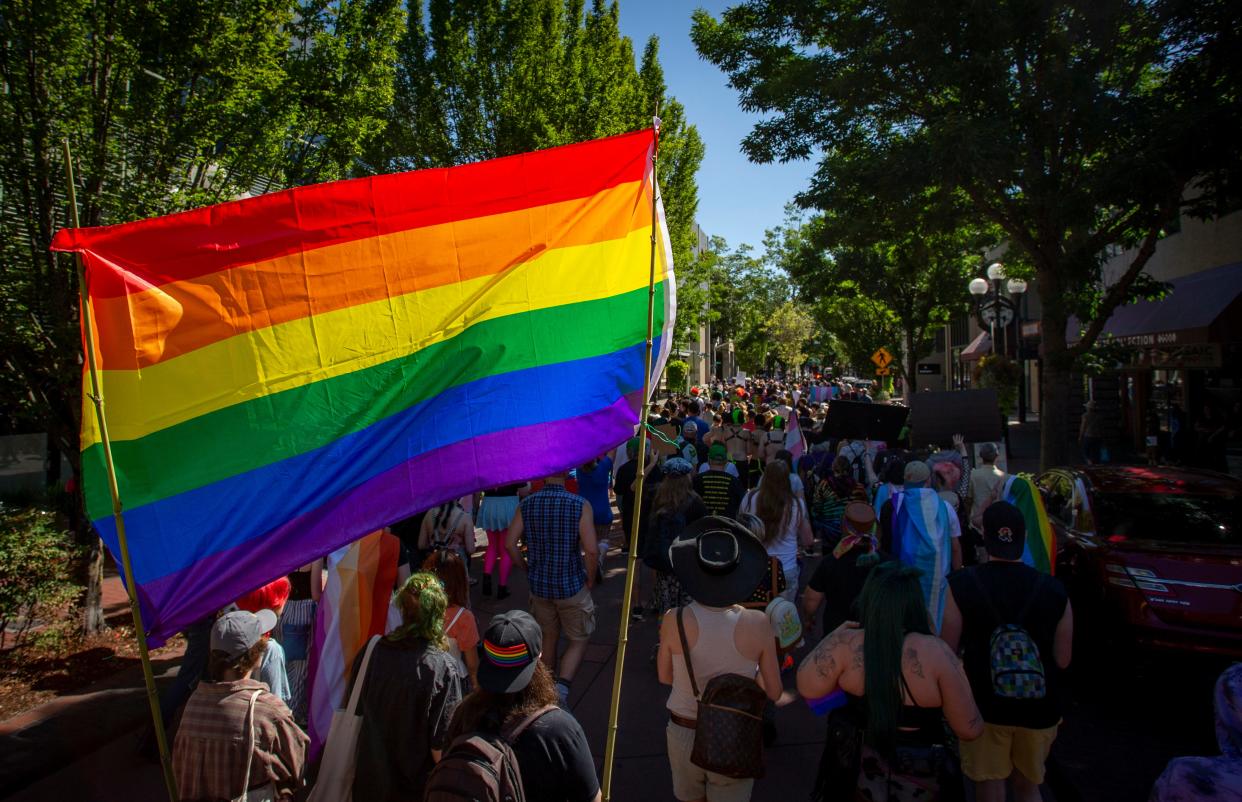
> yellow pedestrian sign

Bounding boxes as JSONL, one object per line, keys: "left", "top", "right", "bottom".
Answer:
{"left": 871, "top": 347, "right": 894, "bottom": 368}
{"left": 875, "top": 366, "right": 891, "bottom": 376}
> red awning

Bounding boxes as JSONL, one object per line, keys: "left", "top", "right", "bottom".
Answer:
{"left": 960, "top": 330, "right": 992, "bottom": 361}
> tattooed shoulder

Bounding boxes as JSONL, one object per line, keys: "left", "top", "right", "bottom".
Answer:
{"left": 903, "top": 646, "right": 926, "bottom": 679}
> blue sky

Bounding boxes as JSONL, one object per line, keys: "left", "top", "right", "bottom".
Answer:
{"left": 615, "top": 1, "right": 817, "bottom": 253}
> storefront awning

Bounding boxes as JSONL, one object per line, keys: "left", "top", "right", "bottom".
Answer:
{"left": 960, "top": 330, "right": 991, "bottom": 361}
{"left": 1068, "top": 261, "right": 1242, "bottom": 347}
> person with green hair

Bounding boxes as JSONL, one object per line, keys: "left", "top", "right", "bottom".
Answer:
{"left": 797, "top": 562, "right": 982, "bottom": 800}
{"left": 347, "top": 572, "right": 462, "bottom": 801}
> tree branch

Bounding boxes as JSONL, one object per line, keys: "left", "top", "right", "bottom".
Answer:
{"left": 1067, "top": 222, "right": 1162, "bottom": 358}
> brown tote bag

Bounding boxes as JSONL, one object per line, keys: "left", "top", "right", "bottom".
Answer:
{"left": 676, "top": 607, "right": 768, "bottom": 779}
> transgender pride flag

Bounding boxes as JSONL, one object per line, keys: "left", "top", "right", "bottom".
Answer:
{"left": 52, "top": 130, "right": 675, "bottom": 645}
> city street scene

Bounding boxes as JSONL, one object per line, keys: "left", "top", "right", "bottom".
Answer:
{"left": 1, "top": 1, "right": 1239, "bottom": 801}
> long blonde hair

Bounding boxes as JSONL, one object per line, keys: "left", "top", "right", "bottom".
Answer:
{"left": 755, "top": 461, "right": 793, "bottom": 545}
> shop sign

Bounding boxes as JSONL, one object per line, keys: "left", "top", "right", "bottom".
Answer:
{"left": 1127, "top": 343, "right": 1222, "bottom": 369}
{"left": 917, "top": 363, "right": 942, "bottom": 375}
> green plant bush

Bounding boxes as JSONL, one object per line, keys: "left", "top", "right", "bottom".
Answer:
{"left": 665, "top": 360, "right": 689, "bottom": 394}
{"left": 974, "top": 354, "right": 1022, "bottom": 417}
{"left": 0, "top": 506, "right": 82, "bottom": 649}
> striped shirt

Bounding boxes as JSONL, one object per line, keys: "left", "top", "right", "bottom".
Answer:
{"left": 172, "top": 678, "right": 307, "bottom": 801}
{"left": 521, "top": 485, "right": 588, "bottom": 600}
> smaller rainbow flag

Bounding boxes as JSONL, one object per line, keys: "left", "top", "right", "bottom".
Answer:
{"left": 1002, "top": 475, "right": 1056, "bottom": 575}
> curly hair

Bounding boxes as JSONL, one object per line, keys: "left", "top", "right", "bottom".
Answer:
{"left": 448, "top": 661, "right": 559, "bottom": 739}
{"left": 388, "top": 572, "right": 449, "bottom": 650}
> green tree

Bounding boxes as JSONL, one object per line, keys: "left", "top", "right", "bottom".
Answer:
{"left": 377, "top": 0, "right": 705, "bottom": 334}
{"left": 693, "top": 0, "right": 1242, "bottom": 467}
{"left": 684, "top": 236, "right": 791, "bottom": 372}
{"left": 810, "top": 292, "right": 903, "bottom": 378}
{"left": 764, "top": 301, "right": 815, "bottom": 374}
{"left": 0, "top": 0, "right": 405, "bottom": 632}
{"left": 284, "top": 0, "right": 406, "bottom": 183}
{"left": 770, "top": 200, "right": 986, "bottom": 391}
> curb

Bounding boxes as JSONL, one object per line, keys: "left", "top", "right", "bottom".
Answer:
{"left": 0, "top": 654, "right": 181, "bottom": 796}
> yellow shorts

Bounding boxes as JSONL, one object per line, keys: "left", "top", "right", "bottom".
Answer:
{"left": 960, "top": 721, "right": 1060, "bottom": 784}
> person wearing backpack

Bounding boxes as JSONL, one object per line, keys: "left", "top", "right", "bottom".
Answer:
{"left": 941, "top": 502, "right": 1073, "bottom": 802}
{"left": 418, "top": 501, "right": 476, "bottom": 567}
{"left": 657, "top": 516, "right": 785, "bottom": 802}
{"left": 428, "top": 611, "right": 601, "bottom": 802}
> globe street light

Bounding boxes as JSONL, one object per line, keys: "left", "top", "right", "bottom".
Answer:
{"left": 968, "top": 262, "right": 1026, "bottom": 355}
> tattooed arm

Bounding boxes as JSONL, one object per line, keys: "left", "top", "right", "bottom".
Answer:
{"left": 927, "top": 636, "right": 984, "bottom": 740}
{"left": 796, "top": 621, "right": 857, "bottom": 701}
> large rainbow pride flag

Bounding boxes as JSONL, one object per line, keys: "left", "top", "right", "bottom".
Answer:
{"left": 52, "top": 129, "right": 675, "bottom": 644}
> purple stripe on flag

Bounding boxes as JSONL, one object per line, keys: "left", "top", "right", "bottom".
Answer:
{"left": 136, "top": 391, "right": 643, "bottom": 645}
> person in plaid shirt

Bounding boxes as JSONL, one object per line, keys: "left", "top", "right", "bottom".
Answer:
{"left": 506, "top": 470, "right": 599, "bottom": 706}
{"left": 173, "top": 610, "right": 307, "bottom": 801}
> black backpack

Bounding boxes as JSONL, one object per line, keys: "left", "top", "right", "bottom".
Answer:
{"left": 423, "top": 706, "right": 557, "bottom": 802}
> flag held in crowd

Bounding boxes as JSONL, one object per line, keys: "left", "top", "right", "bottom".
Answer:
{"left": 52, "top": 129, "right": 675, "bottom": 645}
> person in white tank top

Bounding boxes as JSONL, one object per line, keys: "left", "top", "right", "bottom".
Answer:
{"left": 657, "top": 517, "right": 785, "bottom": 802}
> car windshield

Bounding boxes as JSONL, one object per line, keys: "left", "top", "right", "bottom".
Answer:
{"left": 1092, "top": 492, "right": 1241, "bottom": 546}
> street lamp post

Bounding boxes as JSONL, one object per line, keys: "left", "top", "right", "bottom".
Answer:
{"left": 967, "top": 262, "right": 1029, "bottom": 420}
{"left": 968, "top": 263, "right": 1026, "bottom": 355}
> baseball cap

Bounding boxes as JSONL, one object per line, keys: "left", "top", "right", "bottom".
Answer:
{"left": 477, "top": 610, "right": 542, "bottom": 693}
{"left": 983, "top": 501, "right": 1027, "bottom": 561}
{"left": 708, "top": 443, "right": 727, "bottom": 462}
{"left": 766, "top": 597, "right": 803, "bottom": 649}
{"left": 903, "top": 460, "right": 931, "bottom": 486}
{"left": 211, "top": 609, "right": 277, "bottom": 660}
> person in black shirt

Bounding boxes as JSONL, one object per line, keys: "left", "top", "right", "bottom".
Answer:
{"left": 692, "top": 444, "right": 744, "bottom": 518}
{"left": 942, "top": 502, "right": 1073, "bottom": 802}
{"left": 614, "top": 437, "right": 662, "bottom": 548}
{"left": 446, "top": 611, "right": 601, "bottom": 802}
{"left": 802, "top": 502, "right": 886, "bottom": 638}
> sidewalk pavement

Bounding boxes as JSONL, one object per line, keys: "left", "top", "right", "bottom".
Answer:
{"left": 0, "top": 640, "right": 184, "bottom": 796}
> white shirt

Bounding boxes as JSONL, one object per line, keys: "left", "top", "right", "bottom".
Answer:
{"left": 739, "top": 492, "right": 807, "bottom": 578}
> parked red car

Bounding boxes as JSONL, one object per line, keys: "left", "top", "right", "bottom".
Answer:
{"left": 1037, "top": 465, "right": 1242, "bottom": 658}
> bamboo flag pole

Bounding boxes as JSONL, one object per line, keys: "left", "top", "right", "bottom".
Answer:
{"left": 600, "top": 109, "right": 661, "bottom": 802}
{"left": 62, "top": 139, "right": 180, "bottom": 802}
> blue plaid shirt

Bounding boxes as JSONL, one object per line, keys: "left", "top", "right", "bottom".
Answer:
{"left": 520, "top": 485, "right": 588, "bottom": 600}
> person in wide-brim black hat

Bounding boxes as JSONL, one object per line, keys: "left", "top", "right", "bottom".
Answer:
{"left": 668, "top": 515, "right": 769, "bottom": 607}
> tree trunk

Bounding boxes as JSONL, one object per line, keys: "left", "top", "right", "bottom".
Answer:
{"left": 904, "top": 328, "right": 918, "bottom": 398}
{"left": 80, "top": 535, "right": 106, "bottom": 634}
{"left": 1039, "top": 304, "right": 1075, "bottom": 472}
